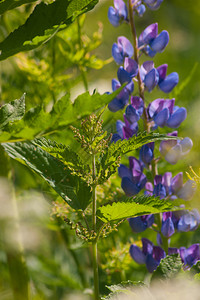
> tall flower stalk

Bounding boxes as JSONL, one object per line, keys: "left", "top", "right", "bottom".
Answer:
{"left": 108, "top": 0, "right": 199, "bottom": 273}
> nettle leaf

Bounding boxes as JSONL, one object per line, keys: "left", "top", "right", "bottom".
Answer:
{"left": 0, "top": 0, "right": 98, "bottom": 61}
{"left": 151, "top": 254, "right": 183, "bottom": 280}
{"left": 0, "top": 0, "right": 37, "bottom": 15}
{"left": 2, "top": 142, "right": 92, "bottom": 210}
{"left": 0, "top": 89, "right": 124, "bottom": 143}
{"left": 99, "top": 132, "right": 177, "bottom": 180}
{"left": 102, "top": 281, "right": 145, "bottom": 300}
{"left": 97, "top": 196, "right": 181, "bottom": 223}
{"left": 32, "top": 137, "right": 91, "bottom": 179}
{"left": 0, "top": 94, "right": 25, "bottom": 130}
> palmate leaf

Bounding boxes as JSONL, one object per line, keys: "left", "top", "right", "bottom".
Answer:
{"left": 97, "top": 195, "right": 181, "bottom": 223}
{"left": 0, "top": 0, "right": 98, "bottom": 61}
{"left": 0, "top": 0, "right": 37, "bottom": 14}
{"left": 2, "top": 141, "right": 92, "bottom": 210}
{"left": 0, "top": 89, "right": 124, "bottom": 143}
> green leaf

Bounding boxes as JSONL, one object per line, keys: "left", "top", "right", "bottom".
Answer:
{"left": 151, "top": 254, "right": 183, "bottom": 280}
{"left": 109, "top": 131, "right": 178, "bottom": 156}
{"left": 0, "top": 94, "right": 25, "bottom": 130}
{"left": 0, "top": 89, "right": 124, "bottom": 143}
{"left": 99, "top": 132, "right": 178, "bottom": 182}
{"left": 0, "top": 0, "right": 37, "bottom": 15}
{"left": 97, "top": 196, "right": 182, "bottom": 223}
{"left": 32, "top": 137, "right": 90, "bottom": 180}
{"left": 2, "top": 142, "right": 92, "bottom": 210}
{"left": 102, "top": 281, "right": 144, "bottom": 300}
{"left": 0, "top": 0, "right": 98, "bottom": 61}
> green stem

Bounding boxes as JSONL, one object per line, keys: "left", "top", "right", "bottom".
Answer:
{"left": 92, "top": 153, "right": 99, "bottom": 300}
{"left": 77, "top": 17, "right": 89, "bottom": 92}
{"left": 128, "top": 0, "right": 149, "bottom": 132}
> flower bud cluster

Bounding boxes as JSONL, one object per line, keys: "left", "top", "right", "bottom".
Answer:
{"left": 107, "top": 0, "right": 199, "bottom": 273}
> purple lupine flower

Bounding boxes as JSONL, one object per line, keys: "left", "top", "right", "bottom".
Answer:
{"left": 160, "top": 132, "right": 193, "bottom": 164}
{"left": 139, "top": 142, "right": 154, "bottom": 165}
{"left": 148, "top": 99, "right": 187, "bottom": 129}
{"left": 140, "top": 61, "right": 159, "bottom": 91}
{"left": 143, "top": 0, "right": 164, "bottom": 11}
{"left": 128, "top": 214, "right": 154, "bottom": 232}
{"left": 139, "top": 23, "right": 169, "bottom": 57}
{"left": 157, "top": 64, "right": 179, "bottom": 93}
{"left": 118, "top": 157, "right": 147, "bottom": 196}
{"left": 112, "top": 36, "right": 134, "bottom": 65}
{"left": 180, "top": 244, "right": 200, "bottom": 267}
{"left": 171, "top": 172, "right": 196, "bottom": 200}
{"left": 144, "top": 171, "right": 196, "bottom": 201}
{"left": 108, "top": 0, "right": 128, "bottom": 27}
{"left": 112, "top": 115, "right": 138, "bottom": 142}
{"left": 130, "top": 238, "right": 166, "bottom": 272}
{"left": 117, "top": 57, "right": 138, "bottom": 84}
{"left": 125, "top": 96, "right": 144, "bottom": 123}
{"left": 135, "top": 3, "right": 146, "bottom": 16}
{"left": 161, "top": 212, "right": 175, "bottom": 238}
{"left": 173, "top": 209, "right": 200, "bottom": 232}
{"left": 108, "top": 70, "right": 134, "bottom": 112}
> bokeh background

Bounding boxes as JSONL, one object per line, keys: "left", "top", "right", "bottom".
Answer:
{"left": 0, "top": 0, "right": 200, "bottom": 299}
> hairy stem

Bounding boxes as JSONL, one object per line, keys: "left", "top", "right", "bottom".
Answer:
{"left": 92, "top": 153, "right": 99, "bottom": 300}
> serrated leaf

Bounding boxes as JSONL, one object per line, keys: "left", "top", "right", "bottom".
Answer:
{"left": 0, "top": 94, "right": 25, "bottom": 130}
{"left": 32, "top": 137, "right": 90, "bottom": 178}
{"left": 97, "top": 196, "right": 182, "bottom": 223}
{"left": 102, "top": 281, "right": 144, "bottom": 300}
{"left": 0, "top": 0, "right": 98, "bottom": 61}
{"left": 151, "top": 254, "right": 183, "bottom": 280}
{"left": 2, "top": 142, "right": 92, "bottom": 210}
{"left": 0, "top": 89, "right": 124, "bottom": 143}
{"left": 98, "top": 132, "right": 178, "bottom": 183}
{"left": 0, "top": 0, "right": 37, "bottom": 14}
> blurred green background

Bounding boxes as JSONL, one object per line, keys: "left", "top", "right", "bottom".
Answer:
{"left": 0, "top": 0, "right": 200, "bottom": 299}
